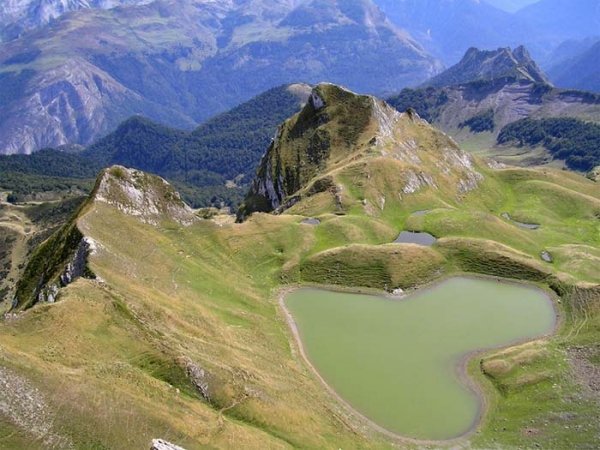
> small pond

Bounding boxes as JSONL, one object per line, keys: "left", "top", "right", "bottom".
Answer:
{"left": 394, "top": 231, "right": 437, "bottom": 246}
{"left": 501, "top": 213, "right": 540, "bottom": 230}
{"left": 301, "top": 218, "right": 321, "bottom": 226}
{"left": 284, "top": 277, "right": 556, "bottom": 440}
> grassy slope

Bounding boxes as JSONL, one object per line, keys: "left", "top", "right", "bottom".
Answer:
{"left": 1, "top": 148, "right": 599, "bottom": 446}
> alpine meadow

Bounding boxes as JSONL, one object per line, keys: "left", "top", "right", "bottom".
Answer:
{"left": 0, "top": 1, "right": 599, "bottom": 450}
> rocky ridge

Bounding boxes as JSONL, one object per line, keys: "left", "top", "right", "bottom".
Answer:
{"left": 12, "top": 165, "right": 197, "bottom": 310}
{"left": 240, "top": 83, "right": 483, "bottom": 219}
{"left": 423, "top": 46, "right": 550, "bottom": 88}
{"left": 94, "top": 166, "right": 198, "bottom": 226}
{"left": 387, "top": 46, "right": 600, "bottom": 144}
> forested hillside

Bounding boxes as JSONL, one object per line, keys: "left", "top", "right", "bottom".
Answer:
{"left": 0, "top": 84, "right": 310, "bottom": 207}
{"left": 497, "top": 117, "right": 600, "bottom": 171}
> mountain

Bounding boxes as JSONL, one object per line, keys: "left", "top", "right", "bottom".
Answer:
{"left": 240, "top": 83, "right": 483, "bottom": 218}
{"left": 387, "top": 46, "right": 600, "bottom": 167}
{"left": 542, "top": 36, "right": 599, "bottom": 69}
{"left": 423, "top": 46, "right": 550, "bottom": 88}
{"left": 0, "top": 83, "right": 311, "bottom": 206}
{"left": 548, "top": 39, "right": 600, "bottom": 92}
{"left": 2, "top": 82, "right": 598, "bottom": 449}
{"left": 0, "top": 0, "right": 442, "bottom": 155}
{"left": 0, "top": 0, "right": 153, "bottom": 41}
{"left": 372, "top": 0, "right": 528, "bottom": 64}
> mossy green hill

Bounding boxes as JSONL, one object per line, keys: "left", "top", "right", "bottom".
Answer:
{"left": 1, "top": 84, "right": 599, "bottom": 449}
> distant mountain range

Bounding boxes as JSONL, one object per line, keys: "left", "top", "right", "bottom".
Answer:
{"left": 388, "top": 46, "right": 600, "bottom": 170}
{"left": 3, "top": 44, "right": 598, "bottom": 211}
{"left": 0, "top": 0, "right": 442, "bottom": 155}
{"left": 516, "top": 0, "right": 600, "bottom": 41}
{"left": 0, "top": 0, "right": 153, "bottom": 41}
{"left": 0, "top": 84, "right": 311, "bottom": 206}
{"left": 373, "top": 0, "right": 527, "bottom": 64}
{"left": 1, "top": 0, "right": 599, "bottom": 158}
{"left": 548, "top": 38, "right": 600, "bottom": 93}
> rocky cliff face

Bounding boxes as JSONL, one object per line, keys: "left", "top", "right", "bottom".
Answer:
{"left": 0, "top": 0, "right": 442, "bottom": 155}
{"left": 239, "top": 83, "right": 483, "bottom": 219}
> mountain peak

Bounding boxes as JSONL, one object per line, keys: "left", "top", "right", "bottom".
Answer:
{"left": 239, "top": 83, "right": 483, "bottom": 219}
{"left": 12, "top": 165, "right": 197, "bottom": 310}
{"left": 93, "top": 166, "right": 197, "bottom": 227}
{"left": 423, "top": 46, "right": 551, "bottom": 88}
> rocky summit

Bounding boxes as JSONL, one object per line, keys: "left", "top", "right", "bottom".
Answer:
{"left": 423, "top": 45, "right": 550, "bottom": 88}
{"left": 240, "top": 83, "right": 482, "bottom": 218}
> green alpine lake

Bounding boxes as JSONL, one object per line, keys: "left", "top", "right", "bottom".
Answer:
{"left": 284, "top": 277, "right": 556, "bottom": 440}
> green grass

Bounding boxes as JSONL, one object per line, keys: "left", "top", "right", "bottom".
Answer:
{"left": 2, "top": 106, "right": 599, "bottom": 448}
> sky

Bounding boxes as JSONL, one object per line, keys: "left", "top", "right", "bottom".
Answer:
{"left": 485, "top": 0, "right": 540, "bottom": 12}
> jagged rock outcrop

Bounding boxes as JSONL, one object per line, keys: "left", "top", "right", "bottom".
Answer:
{"left": 387, "top": 46, "right": 600, "bottom": 142}
{"left": 239, "top": 83, "right": 483, "bottom": 219}
{"left": 180, "top": 357, "right": 212, "bottom": 402}
{"left": 423, "top": 46, "right": 551, "bottom": 88}
{"left": 150, "top": 439, "right": 186, "bottom": 450}
{"left": 94, "top": 166, "right": 197, "bottom": 226}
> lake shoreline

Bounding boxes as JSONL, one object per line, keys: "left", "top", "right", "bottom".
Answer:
{"left": 277, "top": 274, "right": 561, "bottom": 446}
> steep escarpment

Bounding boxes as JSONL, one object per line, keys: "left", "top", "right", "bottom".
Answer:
{"left": 239, "top": 84, "right": 375, "bottom": 216}
{"left": 240, "top": 83, "right": 483, "bottom": 219}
